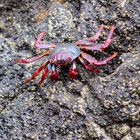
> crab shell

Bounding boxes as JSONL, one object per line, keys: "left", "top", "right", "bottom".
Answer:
{"left": 48, "top": 43, "right": 80, "bottom": 65}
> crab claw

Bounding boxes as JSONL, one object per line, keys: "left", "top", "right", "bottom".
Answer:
{"left": 50, "top": 65, "right": 59, "bottom": 80}
{"left": 68, "top": 69, "right": 77, "bottom": 79}
{"left": 50, "top": 71, "right": 59, "bottom": 80}
{"left": 68, "top": 62, "right": 77, "bottom": 79}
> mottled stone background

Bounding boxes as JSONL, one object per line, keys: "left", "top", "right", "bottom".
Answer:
{"left": 0, "top": 0, "right": 139, "bottom": 140}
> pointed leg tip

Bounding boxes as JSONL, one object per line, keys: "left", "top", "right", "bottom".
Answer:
{"left": 14, "top": 60, "right": 19, "bottom": 64}
{"left": 24, "top": 79, "right": 30, "bottom": 84}
{"left": 40, "top": 32, "right": 46, "bottom": 35}
{"left": 89, "top": 67, "right": 101, "bottom": 73}
{"left": 112, "top": 53, "right": 117, "bottom": 58}
{"left": 38, "top": 81, "right": 43, "bottom": 87}
{"left": 39, "top": 84, "right": 42, "bottom": 87}
{"left": 110, "top": 26, "right": 115, "bottom": 30}
{"left": 95, "top": 69, "right": 102, "bottom": 73}
{"left": 15, "top": 59, "right": 21, "bottom": 63}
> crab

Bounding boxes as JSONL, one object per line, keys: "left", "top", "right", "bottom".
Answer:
{"left": 16, "top": 25, "right": 117, "bottom": 85}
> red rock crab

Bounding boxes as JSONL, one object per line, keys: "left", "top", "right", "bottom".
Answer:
{"left": 16, "top": 25, "right": 117, "bottom": 85}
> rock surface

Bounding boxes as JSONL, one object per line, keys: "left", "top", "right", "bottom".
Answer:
{"left": 0, "top": 0, "right": 139, "bottom": 139}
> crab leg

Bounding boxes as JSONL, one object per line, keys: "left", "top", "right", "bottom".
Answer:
{"left": 78, "top": 57, "right": 100, "bottom": 73}
{"left": 15, "top": 50, "right": 50, "bottom": 64}
{"left": 38, "top": 66, "right": 49, "bottom": 86}
{"left": 50, "top": 65, "right": 59, "bottom": 80}
{"left": 81, "top": 51, "right": 117, "bottom": 66}
{"left": 76, "top": 24, "right": 104, "bottom": 45}
{"left": 101, "top": 26, "right": 115, "bottom": 50}
{"left": 34, "top": 32, "right": 56, "bottom": 49}
{"left": 68, "top": 62, "right": 77, "bottom": 79}
{"left": 24, "top": 60, "right": 48, "bottom": 84}
{"left": 89, "top": 24, "right": 104, "bottom": 42}
{"left": 79, "top": 26, "right": 115, "bottom": 51}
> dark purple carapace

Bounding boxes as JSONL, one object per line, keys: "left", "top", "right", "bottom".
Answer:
{"left": 48, "top": 43, "right": 80, "bottom": 65}
{"left": 16, "top": 25, "right": 117, "bottom": 85}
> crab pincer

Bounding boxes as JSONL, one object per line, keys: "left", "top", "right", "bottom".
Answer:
{"left": 68, "top": 62, "right": 77, "bottom": 79}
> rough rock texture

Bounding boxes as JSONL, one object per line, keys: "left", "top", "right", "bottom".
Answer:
{"left": 0, "top": 0, "right": 140, "bottom": 140}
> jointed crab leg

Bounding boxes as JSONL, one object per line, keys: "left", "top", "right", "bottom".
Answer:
{"left": 50, "top": 65, "right": 59, "bottom": 80}
{"left": 24, "top": 60, "right": 48, "bottom": 84}
{"left": 38, "top": 66, "right": 49, "bottom": 86}
{"left": 78, "top": 57, "right": 100, "bottom": 73}
{"left": 100, "top": 26, "right": 115, "bottom": 50}
{"left": 81, "top": 51, "right": 117, "bottom": 66}
{"left": 76, "top": 24, "right": 104, "bottom": 45}
{"left": 15, "top": 50, "right": 50, "bottom": 63}
{"left": 68, "top": 62, "right": 77, "bottom": 79}
{"left": 79, "top": 26, "right": 115, "bottom": 51}
{"left": 34, "top": 32, "right": 56, "bottom": 49}
{"left": 89, "top": 24, "right": 104, "bottom": 42}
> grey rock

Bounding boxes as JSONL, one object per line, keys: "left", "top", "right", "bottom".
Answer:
{"left": 0, "top": 0, "right": 139, "bottom": 139}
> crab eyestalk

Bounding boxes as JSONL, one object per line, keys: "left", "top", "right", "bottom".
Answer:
{"left": 68, "top": 62, "right": 77, "bottom": 79}
{"left": 50, "top": 65, "right": 59, "bottom": 80}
